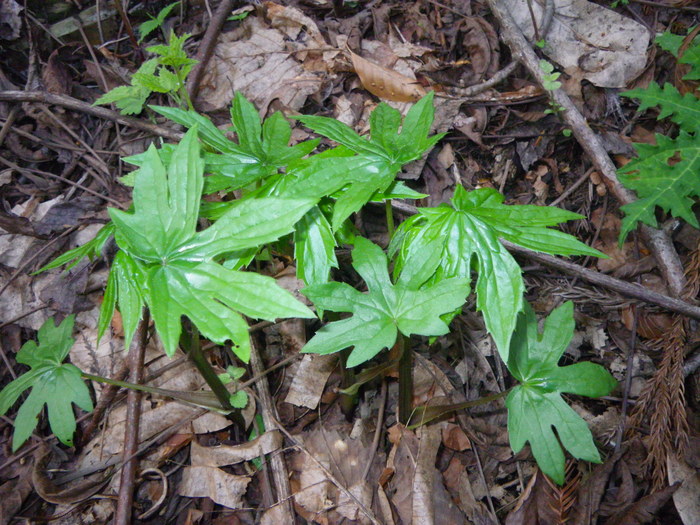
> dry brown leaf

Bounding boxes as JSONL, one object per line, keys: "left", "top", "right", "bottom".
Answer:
{"left": 668, "top": 454, "right": 700, "bottom": 525}
{"left": 190, "top": 431, "right": 282, "bottom": 467}
{"left": 0, "top": 461, "right": 33, "bottom": 525}
{"left": 441, "top": 423, "right": 471, "bottom": 451}
{"left": 348, "top": 49, "right": 426, "bottom": 102}
{"left": 284, "top": 354, "right": 337, "bottom": 409}
{"left": 178, "top": 466, "right": 250, "bottom": 509}
{"left": 505, "top": 466, "right": 579, "bottom": 525}
{"left": 42, "top": 49, "right": 72, "bottom": 96}
{"left": 198, "top": 17, "right": 320, "bottom": 113}
{"left": 389, "top": 425, "right": 467, "bottom": 525}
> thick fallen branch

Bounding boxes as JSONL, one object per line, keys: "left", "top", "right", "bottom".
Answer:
{"left": 483, "top": 0, "right": 686, "bottom": 297}
{"left": 390, "top": 201, "right": 700, "bottom": 321}
{"left": 0, "top": 90, "right": 182, "bottom": 141}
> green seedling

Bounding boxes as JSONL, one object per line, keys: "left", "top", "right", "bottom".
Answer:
{"left": 0, "top": 316, "right": 92, "bottom": 451}
{"left": 95, "top": 31, "right": 196, "bottom": 114}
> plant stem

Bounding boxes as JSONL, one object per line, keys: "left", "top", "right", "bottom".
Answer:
{"left": 407, "top": 388, "right": 512, "bottom": 429}
{"left": 396, "top": 333, "right": 412, "bottom": 425}
{"left": 182, "top": 325, "right": 233, "bottom": 412}
{"left": 385, "top": 200, "right": 395, "bottom": 237}
{"left": 339, "top": 348, "right": 357, "bottom": 420}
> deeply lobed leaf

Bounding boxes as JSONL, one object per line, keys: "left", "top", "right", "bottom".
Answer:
{"left": 505, "top": 302, "right": 617, "bottom": 484}
{"left": 302, "top": 237, "right": 470, "bottom": 367}
{"left": 617, "top": 129, "right": 700, "bottom": 242}
{"left": 0, "top": 316, "right": 93, "bottom": 451}
{"left": 390, "top": 186, "right": 603, "bottom": 361}
{"left": 106, "top": 128, "right": 316, "bottom": 359}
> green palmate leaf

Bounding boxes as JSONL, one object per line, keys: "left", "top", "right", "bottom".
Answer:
{"left": 295, "top": 93, "right": 443, "bottom": 228}
{"left": 505, "top": 302, "right": 617, "bottom": 484}
{"left": 106, "top": 127, "right": 315, "bottom": 359}
{"left": 152, "top": 92, "right": 318, "bottom": 193}
{"left": 94, "top": 59, "right": 158, "bottom": 115}
{"left": 390, "top": 186, "right": 604, "bottom": 361}
{"left": 0, "top": 316, "right": 93, "bottom": 451}
{"left": 301, "top": 237, "right": 469, "bottom": 367}
{"left": 138, "top": 1, "right": 180, "bottom": 43}
{"left": 623, "top": 83, "right": 700, "bottom": 131}
{"left": 617, "top": 129, "right": 700, "bottom": 243}
{"left": 655, "top": 29, "right": 700, "bottom": 79}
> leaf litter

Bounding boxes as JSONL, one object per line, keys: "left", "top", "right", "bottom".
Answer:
{"left": 1, "top": 0, "right": 699, "bottom": 523}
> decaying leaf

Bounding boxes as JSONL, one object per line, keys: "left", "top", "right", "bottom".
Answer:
{"left": 190, "top": 431, "right": 282, "bottom": 466}
{"left": 178, "top": 466, "right": 250, "bottom": 509}
{"left": 389, "top": 425, "right": 467, "bottom": 525}
{"left": 198, "top": 16, "right": 321, "bottom": 112}
{"left": 348, "top": 49, "right": 427, "bottom": 102}
{"left": 284, "top": 354, "right": 337, "bottom": 409}
{"left": 504, "top": 0, "right": 649, "bottom": 88}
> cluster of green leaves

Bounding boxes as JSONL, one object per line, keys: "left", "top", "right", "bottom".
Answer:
{"left": 505, "top": 302, "right": 617, "bottom": 484}
{"left": 618, "top": 28, "right": 700, "bottom": 242}
{"left": 101, "top": 128, "right": 316, "bottom": 360}
{"left": 94, "top": 31, "right": 196, "bottom": 115}
{"left": 148, "top": 92, "right": 434, "bottom": 287}
{"left": 0, "top": 316, "right": 92, "bottom": 451}
{"left": 302, "top": 237, "right": 470, "bottom": 367}
{"left": 539, "top": 60, "right": 562, "bottom": 91}
{"left": 32, "top": 91, "right": 616, "bottom": 484}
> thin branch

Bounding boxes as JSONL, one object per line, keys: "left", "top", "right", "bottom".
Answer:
{"left": 0, "top": 91, "right": 182, "bottom": 141}
{"left": 114, "top": 311, "right": 150, "bottom": 525}
{"left": 187, "top": 0, "right": 239, "bottom": 104}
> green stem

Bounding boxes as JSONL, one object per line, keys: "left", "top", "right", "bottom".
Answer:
{"left": 182, "top": 325, "right": 233, "bottom": 412}
{"left": 407, "top": 388, "right": 512, "bottom": 429}
{"left": 339, "top": 348, "right": 357, "bottom": 420}
{"left": 385, "top": 200, "right": 395, "bottom": 238}
{"left": 80, "top": 372, "right": 234, "bottom": 413}
{"left": 397, "top": 333, "right": 412, "bottom": 425}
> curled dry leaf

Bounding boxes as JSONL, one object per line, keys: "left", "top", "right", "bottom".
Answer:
{"left": 190, "top": 431, "right": 283, "bottom": 467}
{"left": 348, "top": 49, "right": 427, "bottom": 102}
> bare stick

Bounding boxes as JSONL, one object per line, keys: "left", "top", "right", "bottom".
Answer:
{"left": 114, "top": 311, "right": 149, "bottom": 525}
{"left": 187, "top": 0, "right": 238, "bottom": 104}
{"left": 0, "top": 91, "right": 182, "bottom": 141}
{"left": 248, "top": 336, "right": 295, "bottom": 522}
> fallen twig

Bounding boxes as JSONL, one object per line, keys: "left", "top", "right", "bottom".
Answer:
{"left": 0, "top": 91, "right": 182, "bottom": 141}
{"left": 187, "top": 0, "right": 239, "bottom": 105}
{"left": 114, "top": 312, "right": 150, "bottom": 525}
{"left": 248, "top": 336, "right": 295, "bottom": 522}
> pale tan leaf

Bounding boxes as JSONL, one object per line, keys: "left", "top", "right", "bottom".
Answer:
{"left": 284, "top": 354, "right": 337, "bottom": 409}
{"left": 178, "top": 466, "right": 250, "bottom": 509}
{"left": 668, "top": 454, "right": 700, "bottom": 525}
{"left": 349, "top": 49, "right": 426, "bottom": 102}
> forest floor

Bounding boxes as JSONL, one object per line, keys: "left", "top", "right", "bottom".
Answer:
{"left": 0, "top": 0, "right": 699, "bottom": 524}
